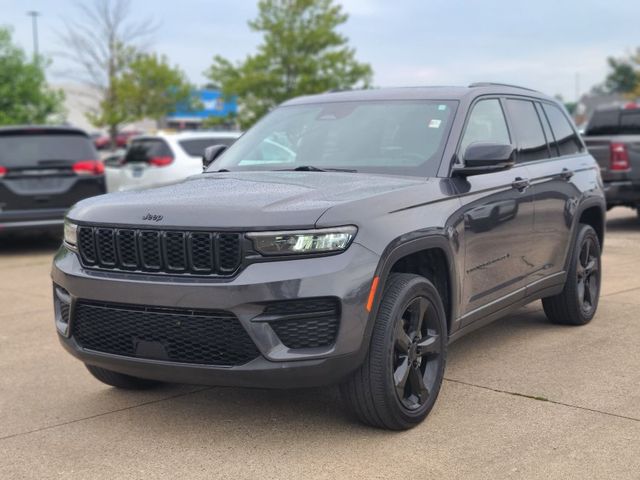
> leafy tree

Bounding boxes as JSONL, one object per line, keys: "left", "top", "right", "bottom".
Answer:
{"left": 115, "top": 53, "right": 193, "bottom": 126}
{"left": 206, "top": 0, "right": 373, "bottom": 128}
{"left": 59, "top": 0, "right": 158, "bottom": 147}
{"left": 0, "top": 27, "right": 63, "bottom": 125}
{"left": 604, "top": 56, "right": 639, "bottom": 94}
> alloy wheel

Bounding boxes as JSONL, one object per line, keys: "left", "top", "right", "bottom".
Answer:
{"left": 392, "top": 296, "right": 442, "bottom": 410}
{"left": 576, "top": 236, "right": 599, "bottom": 314}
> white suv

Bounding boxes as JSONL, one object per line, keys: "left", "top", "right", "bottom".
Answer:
{"left": 105, "top": 131, "right": 241, "bottom": 192}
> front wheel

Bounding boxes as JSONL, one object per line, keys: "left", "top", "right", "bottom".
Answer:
{"left": 340, "top": 273, "right": 447, "bottom": 430}
{"left": 542, "top": 224, "right": 601, "bottom": 325}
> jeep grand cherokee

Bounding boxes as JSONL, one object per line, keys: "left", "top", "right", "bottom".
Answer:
{"left": 52, "top": 84, "right": 605, "bottom": 430}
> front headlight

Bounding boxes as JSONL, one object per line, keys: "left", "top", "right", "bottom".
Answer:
{"left": 247, "top": 226, "right": 357, "bottom": 256}
{"left": 63, "top": 220, "right": 78, "bottom": 246}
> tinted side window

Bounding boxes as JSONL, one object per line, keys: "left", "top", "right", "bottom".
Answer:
{"left": 536, "top": 103, "right": 558, "bottom": 157}
{"left": 505, "top": 99, "right": 549, "bottom": 162}
{"left": 459, "top": 99, "right": 510, "bottom": 155}
{"left": 543, "top": 103, "right": 583, "bottom": 156}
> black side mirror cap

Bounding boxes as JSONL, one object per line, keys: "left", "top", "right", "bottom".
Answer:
{"left": 452, "top": 143, "right": 515, "bottom": 176}
{"left": 202, "top": 144, "right": 229, "bottom": 169}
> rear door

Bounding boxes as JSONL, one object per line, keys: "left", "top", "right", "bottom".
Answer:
{"left": 455, "top": 97, "right": 536, "bottom": 322}
{"left": 0, "top": 129, "right": 103, "bottom": 212}
{"left": 511, "top": 100, "right": 583, "bottom": 285}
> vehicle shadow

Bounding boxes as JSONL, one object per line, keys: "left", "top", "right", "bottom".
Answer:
{"left": 605, "top": 207, "right": 638, "bottom": 233}
{"left": 0, "top": 232, "right": 61, "bottom": 256}
{"left": 93, "top": 305, "right": 552, "bottom": 435}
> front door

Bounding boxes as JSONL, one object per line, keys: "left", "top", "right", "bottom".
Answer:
{"left": 453, "top": 98, "right": 536, "bottom": 322}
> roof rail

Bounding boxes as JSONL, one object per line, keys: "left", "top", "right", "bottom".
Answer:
{"left": 468, "top": 82, "right": 539, "bottom": 92}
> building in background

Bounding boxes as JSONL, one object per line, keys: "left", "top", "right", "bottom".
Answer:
{"left": 56, "top": 85, "right": 237, "bottom": 135}
{"left": 165, "top": 89, "right": 238, "bottom": 131}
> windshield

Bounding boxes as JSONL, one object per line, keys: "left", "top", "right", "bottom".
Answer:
{"left": 210, "top": 100, "right": 457, "bottom": 176}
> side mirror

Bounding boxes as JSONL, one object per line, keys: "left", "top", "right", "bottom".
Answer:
{"left": 453, "top": 143, "right": 515, "bottom": 176}
{"left": 202, "top": 144, "right": 228, "bottom": 169}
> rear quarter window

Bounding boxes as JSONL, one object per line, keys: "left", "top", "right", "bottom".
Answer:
{"left": 178, "top": 137, "right": 237, "bottom": 157}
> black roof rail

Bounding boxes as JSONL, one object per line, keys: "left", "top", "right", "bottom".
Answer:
{"left": 468, "top": 82, "right": 539, "bottom": 92}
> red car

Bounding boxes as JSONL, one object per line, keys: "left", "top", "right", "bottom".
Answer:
{"left": 94, "top": 130, "right": 142, "bottom": 150}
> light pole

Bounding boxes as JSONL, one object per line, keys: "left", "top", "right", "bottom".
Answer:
{"left": 27, "top": 10, "right": 40, "bottom": 62}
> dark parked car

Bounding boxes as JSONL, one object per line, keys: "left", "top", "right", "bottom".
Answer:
{"left": 52, "top": 84, "right": 605, "bottom": 430}
{"left": 582, "top": 103, "right": 640, "bottom": 215}
{"left": 0, "top": 126, "right": 105, "bottom": 235}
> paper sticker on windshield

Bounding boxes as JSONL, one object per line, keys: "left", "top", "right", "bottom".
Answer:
{"left": 438, "top": 104, "right": 447, "bottom": 111}
{"left": 428, "top": 119, "right": 442, "bottom": 128}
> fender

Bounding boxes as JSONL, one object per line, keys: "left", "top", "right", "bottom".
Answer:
{"left": 564, "top": 196, "right": 606, "bottom": 272}
{"left": 361, "top": 231, "right": 461, "bottom": 349}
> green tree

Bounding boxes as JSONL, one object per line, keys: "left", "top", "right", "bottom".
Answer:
{"left": 115, "top": 53, "right": 193, "bottom": 126}
{"left": 206, "top": 0, "right": 372, "bottom": 128}
{"left": 0, "top": 27, "right": 63, "bottom": 125}
{"left": 603, "top": 52, "right": 639, "bottom": 94}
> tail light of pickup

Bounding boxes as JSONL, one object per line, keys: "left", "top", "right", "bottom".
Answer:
{"left": 610, "top": 143, "right": 630, "bottom": 171}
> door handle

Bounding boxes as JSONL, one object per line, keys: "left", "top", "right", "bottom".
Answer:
{"left": 560, "top": 168, "right": 574, "bottom": 180}
{"left": 511, "top": 177, "right": 530, "bottom": 191}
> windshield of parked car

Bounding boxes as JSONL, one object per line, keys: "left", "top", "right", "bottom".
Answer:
{"left": 209, "top": 100, "right": 457, "bottom": 176}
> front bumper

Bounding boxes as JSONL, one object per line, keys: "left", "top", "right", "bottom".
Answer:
{"left": 51, "top": 243, "right": 380, "bottom": 388}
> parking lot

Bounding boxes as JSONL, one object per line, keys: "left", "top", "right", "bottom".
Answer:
{"left": 0, "top": 207, "right": 638, "bottom": 479}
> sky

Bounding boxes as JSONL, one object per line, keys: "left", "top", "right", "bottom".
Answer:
{"left": 1, "top": 0, "right": 639, "bottom": 102}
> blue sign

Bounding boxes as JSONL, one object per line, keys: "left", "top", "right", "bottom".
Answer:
{"left": 168, "top": 89, "right": 237, "bottom": 120}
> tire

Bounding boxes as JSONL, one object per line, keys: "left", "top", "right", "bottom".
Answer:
{"left": 85, "top": 364, "right": 162, "bottom": 389}
{"left": 340, "top": 273, "right": 447, "bottom": 430}
{"left": 542, "top": 224, "right": 601, "bottom": 325}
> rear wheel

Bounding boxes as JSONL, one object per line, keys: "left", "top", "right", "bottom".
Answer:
{"left": 85, "top": 364, "right": 162, "bottom": 389}
{"left": 340, "top": 273, "right": 447, "bottom": 430}
{"left": 542, "top": 224, "right": 601, "bottom": 325}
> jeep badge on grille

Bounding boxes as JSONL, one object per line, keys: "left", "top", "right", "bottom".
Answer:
{"left": 142, "top": 213, "right": 163, "bottom": 222}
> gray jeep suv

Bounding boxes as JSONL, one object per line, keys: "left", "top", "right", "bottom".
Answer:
{"left": 52, "top": 84, "right": 605, "bottom": 430}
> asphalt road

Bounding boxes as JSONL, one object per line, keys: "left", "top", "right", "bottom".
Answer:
{"left": 1, "top": 208, "right": 639, "bottom": 479}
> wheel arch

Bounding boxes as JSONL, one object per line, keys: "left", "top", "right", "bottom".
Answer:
{"left": 368, "top": 234, "right": 459, "bottom": 339}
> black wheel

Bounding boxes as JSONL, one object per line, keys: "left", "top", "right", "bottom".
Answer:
{"left": 542, "top": 224, "right": 601, "bottom": 325}
{"left": 340, "top": 273, "right": 447, "bottom": 430}
{"left": 85, "top": 364, "right": 162, "bottom": 389}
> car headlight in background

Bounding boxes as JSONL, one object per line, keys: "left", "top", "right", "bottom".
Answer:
{"left": 64, "top": 220, "right": 78, "bottom": 247}
{"left": 247, "top": 226, "right": 357, "bottom": 256}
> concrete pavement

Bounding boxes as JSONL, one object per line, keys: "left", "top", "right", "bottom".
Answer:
{"left": 1, "top": 208, "right": 639, "bottom": 479}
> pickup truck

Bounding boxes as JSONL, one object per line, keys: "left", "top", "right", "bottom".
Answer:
{"left": 583, "top": 103, "right": 640, "bottom": 215}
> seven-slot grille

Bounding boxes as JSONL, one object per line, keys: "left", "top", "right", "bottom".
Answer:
{"left": 77, "top": 226, "right": 242, "bottom": 276}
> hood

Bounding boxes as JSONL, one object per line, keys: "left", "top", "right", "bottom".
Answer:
{"left": 69, "top": 171, "right": 425, "bottom": 229}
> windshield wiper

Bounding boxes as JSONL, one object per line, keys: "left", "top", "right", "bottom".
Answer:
{"left": 278, "top": 165, "right": 357, "bottom": 173}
